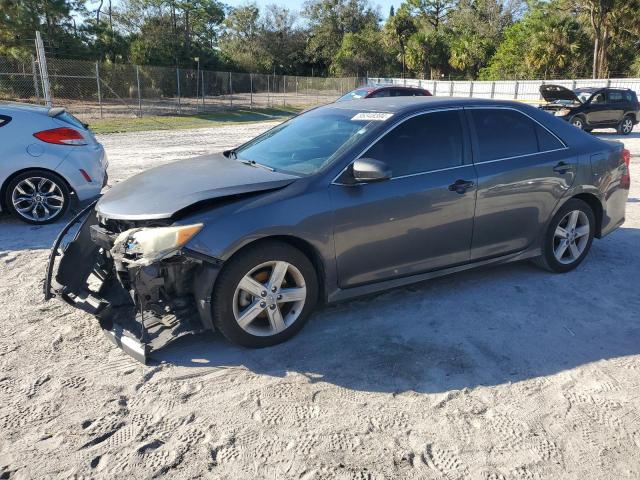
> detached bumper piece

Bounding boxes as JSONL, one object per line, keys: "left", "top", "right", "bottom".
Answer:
{"left": 44, "top": 206, "right": 219, "bottom": 364}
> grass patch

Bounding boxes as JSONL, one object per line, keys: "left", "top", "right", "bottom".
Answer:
{"left": 89, "top": 106, "right": 301, "bottom": 134}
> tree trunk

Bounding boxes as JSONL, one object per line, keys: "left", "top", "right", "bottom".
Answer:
{"left": 592, "top": 35, "right": 599, "bottom": 79}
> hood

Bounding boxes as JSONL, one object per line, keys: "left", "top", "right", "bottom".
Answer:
{"left": 539, "top": 84, "right": 581, "bottom": 104}
{"left": 96, "top": 153, "right": 298, "bottom": 220}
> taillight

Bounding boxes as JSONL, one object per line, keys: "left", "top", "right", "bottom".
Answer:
{"left": 622, "top": 148, "right": 631, "bottom": 168}
{"left": 33, "top": 127, "right": 87, "bottom": 146}
{"left": 621, "top": 148, "right": 631, "bottom": 189}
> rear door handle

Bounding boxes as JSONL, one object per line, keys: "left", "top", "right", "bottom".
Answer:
{"left": 448, "top": 179, "right": 475, "bottom": 194}
{"left": 553, "top": 161, "right": 572, "bottom": 174}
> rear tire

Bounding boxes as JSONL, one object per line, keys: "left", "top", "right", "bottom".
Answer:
{"left": 4, "top": 170, "right": 70, "bottom": 224}
{"left": 534, "top": 199, "right": 595, "bottom": 273}
{"left": 212, "top": 240, "right": 319, "bottom": 348}
{"left": 617, "top": 115, "right": 634, "bottom": 135}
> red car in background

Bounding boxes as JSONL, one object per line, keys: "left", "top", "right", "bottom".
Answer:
{"left": 336, "top": 85, "right": 432, "bottom": 102}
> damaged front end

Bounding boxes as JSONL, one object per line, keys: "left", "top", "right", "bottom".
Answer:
{"left": 44, "top": 203, "right": 220, "bottom": 364}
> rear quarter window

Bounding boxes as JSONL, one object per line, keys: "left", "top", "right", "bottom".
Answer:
{"left": 0, "top": 114, "right": 12, "bottom": 127}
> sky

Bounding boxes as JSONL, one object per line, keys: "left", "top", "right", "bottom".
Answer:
{"left": 222, "top": 0, "right": 403, "bottom": 18}
{"left": 84, "top": 0, "right": 404, "bottom": 24}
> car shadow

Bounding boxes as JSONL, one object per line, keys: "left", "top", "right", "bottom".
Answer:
{"left": 157, "top": 226, "right": 640, "bottom": 394}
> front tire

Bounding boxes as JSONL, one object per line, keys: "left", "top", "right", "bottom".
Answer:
{"left": 617, "top": 115, "right": 634, "bottom": 135}
{"left": 534, "top": 199, "right": 595, "bottom": 273}
{"left": 570, "top": 116, "right": 585, "bottom": 130}
{"left": 212, "top": 240, "right": 319, "bottom": 348}
{"left": 4, "top": 170, "right": 70, "bottom": 224}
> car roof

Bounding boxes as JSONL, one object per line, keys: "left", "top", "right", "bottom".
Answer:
{"left": 325, "top": 96, "right": 530, "bottom": 114}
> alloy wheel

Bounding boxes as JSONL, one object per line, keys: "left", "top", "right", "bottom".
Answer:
{"left": 232, "top": 260, "right": 307, "bottom": 336}
{"left": 622, "top": 118, "right": 633, "bottom": 134}
{"left": 571, "top": 118, "right": 583, "bottom": 130}
{"left": 553, "top": 210, "right": 590, "bottom": 265}
{"left": 11, "top": 176, "right": 65, "bottom": 222}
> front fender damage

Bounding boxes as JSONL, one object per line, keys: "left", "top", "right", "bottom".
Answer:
{"left": 44, "top": 208, "right": 220, "bottom": 364}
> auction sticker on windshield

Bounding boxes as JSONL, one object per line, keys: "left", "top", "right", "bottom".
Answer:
{"left": 351, "top": 112, "right": 394, "bottom": 121}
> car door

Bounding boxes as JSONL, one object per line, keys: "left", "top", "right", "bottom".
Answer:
{"left": 605, "top": 90, "right": 626, "bottom": 124}
{"left": 330, "top": 109, "right": 477, "bottom": 288}
{"left": 584, "top": 90, "right": 609, "bottom": 125}
{"left": 466, "top": 107, "right": 576, "bottom": 260}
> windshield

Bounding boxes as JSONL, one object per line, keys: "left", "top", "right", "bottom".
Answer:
{"left": 234, "top": 109, "right": 386, "bottom": 175}
{"left": 336, "top": 88, "right": 372, "bottom": 102}
{"left": 574, "top": 90, "right": 594, "bottom": 103}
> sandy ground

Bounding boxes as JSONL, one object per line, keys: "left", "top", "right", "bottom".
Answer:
{"left": 1, "top": 123, "right": 639, "bottom": 480}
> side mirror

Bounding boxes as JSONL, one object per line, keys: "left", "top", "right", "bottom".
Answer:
{"left": 352, "top": 158, "right": 391, "bottom": 183}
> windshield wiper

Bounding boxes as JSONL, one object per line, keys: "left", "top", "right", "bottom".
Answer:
{"left": 236, "top": 158, "right": 275, "bottom": 172}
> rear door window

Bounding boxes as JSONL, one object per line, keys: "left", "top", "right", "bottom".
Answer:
{"left": 0, "top": 114, "right": 11, "bottom": 128}
{"left": 469, "top": 109, "right": 564, "bottom": 162}
{"left": 607, "top": 91, "right": 625, "bottom": 104}
{"left": 363, "top": 109, "right": 465, "bottom": 177}
{"left": 469, "top": 109, "right": 539, "bottom": 162}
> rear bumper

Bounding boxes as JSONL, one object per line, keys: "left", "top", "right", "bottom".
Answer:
{"left": 44, "top": 206, "right": 220, "bottom": 364}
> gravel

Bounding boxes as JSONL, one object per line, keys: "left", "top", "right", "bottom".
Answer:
{"left": 0, "top": 122, "right": 639, "bottom": 479}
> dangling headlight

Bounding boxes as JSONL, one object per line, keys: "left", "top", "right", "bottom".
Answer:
{"left": 555, "top": 109, "right": 571, "bottom": 117}
{"left": 113, "top": 223, "right": 203, "bottom": 265}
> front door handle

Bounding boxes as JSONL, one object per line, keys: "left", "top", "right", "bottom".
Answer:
{"left": 553, "top": 161, "right": 572, "bottom": 174}
{"left": 448, "top": 179, "right": 475, "bottom": 194}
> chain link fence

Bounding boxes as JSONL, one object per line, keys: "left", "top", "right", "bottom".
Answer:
{"left": 369, "top": 76, "right": 640, "bottom": 101}
{"left": 0, "top": 55, "right": 363, "bottom": 120}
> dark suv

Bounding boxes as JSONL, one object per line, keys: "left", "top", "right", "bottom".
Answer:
{"left": 336, "top": 85, "right": 431, "bottom": 102}
{"left": 539, "top": 84, "right": 639, "bottom": 135}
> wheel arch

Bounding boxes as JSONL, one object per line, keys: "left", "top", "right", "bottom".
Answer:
{"left": 0, "top": 167, "right": 73, "bottom": 212}
{"left": 221, "top": 235, "right": 328, "bottom": 303}
{"left": 570, "top": 192, "right": 604, "bottom": 238}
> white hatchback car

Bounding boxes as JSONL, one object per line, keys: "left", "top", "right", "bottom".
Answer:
{"left": 0, "top": 102, "right": 107, "bottom": 224}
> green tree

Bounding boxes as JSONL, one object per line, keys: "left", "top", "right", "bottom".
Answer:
{"left": 332, "top": 26, "right": 391, "bottom": 76}
{"left": 303, "top": 0, "right": 380, "bottom": 75}
{"left": 383, "top": 6, "right": 417, "bottom": 76}
{"left": 0, "top": 0, "right": 86, "bottom": 59}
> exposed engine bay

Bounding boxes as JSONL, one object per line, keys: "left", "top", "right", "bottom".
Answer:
{"left": 44, "top": 202, "right": 221, "bottom": 364}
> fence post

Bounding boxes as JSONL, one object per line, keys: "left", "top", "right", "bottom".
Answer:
{"left": 433, "top": 81, "right": 437, "bottom": 96}
{"left": 606, "top": 78, "right": 611, "bottom": 87}
{"left": 449, "top": 81, "right": 453, "bottom": 97}
{"left": 95, "top": 62, "right": 103, "bottom": 118}
{"left": 514, "top": 80, "right": 519, "bottom": 99}
{"left": 229, "top": 71, "right": 233, "bottom": 108}
{"left": 250, "top": 73, "right": 253, "bottom": 109}
{"left": 176, "top": 68, "right": 182, "bottom": 114}
{"left": 34, "top": 31, "right": 51, "bottom": 107}
{"left": 31, "top": 55, "right": 40, "bottom": 103}
{"left": 267, "top": 75, "right": 270, "bottom": 107}
{"left": 135, "top": 65, "right": 142, "bottom": 116}
{"left": 469, "top": 81, "right": 474, "bottom": 98}
{"left": 490, "top": 81, "right": 495, "bottom": 98}
{"left": 283, "top": 75, "right": 286, "bottom": 107}
{"left": 201, "top": 70, "right": 205, "bottom": 111}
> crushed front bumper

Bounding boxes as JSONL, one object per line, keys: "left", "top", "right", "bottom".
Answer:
{"left": 44, "top": 204, "right": 220, "bottom": 364}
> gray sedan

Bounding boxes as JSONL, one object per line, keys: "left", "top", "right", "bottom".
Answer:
{"left": 46, "top": 97, "right": 630, "bottom": 363}
{"left": 0, "top": 103, "right": 107, "bottom": 224}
